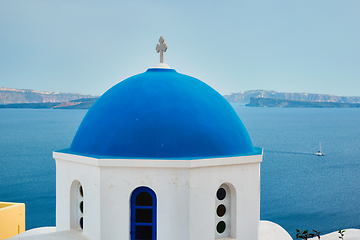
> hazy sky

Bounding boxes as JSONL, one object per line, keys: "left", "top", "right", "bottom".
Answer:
{"left": 0, "top": 0, "right": 359, "bottom": 96}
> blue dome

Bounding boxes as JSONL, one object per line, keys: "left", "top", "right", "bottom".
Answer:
{"left": 70, "top": 68, "right": 254, "bottom": 159}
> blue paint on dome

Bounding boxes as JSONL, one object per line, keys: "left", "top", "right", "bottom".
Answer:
{"left": 70, "top": 68, "right": 255, "bottom": 159}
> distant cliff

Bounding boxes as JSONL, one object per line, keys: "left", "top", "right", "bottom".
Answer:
{"left": 246, "top": 97, "right": 360, "bottom": 108}
{"left": 223, "top": 90, "right": 360, "bottom": 104}
{"left": 0, "top": 87, "right": 97, "bottom": 104}
{"left": 53, "top": 98, "right": 99, "bottom": 109}
{"left": 2, "top": 87, "right": 360, "bottom": 109}
{"left": 0, "top": 97, "right": 99, "bottom": 109}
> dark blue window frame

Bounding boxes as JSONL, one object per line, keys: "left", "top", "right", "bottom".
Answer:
{"left": 130, "top": 186, "right": 157, "bottom": 240}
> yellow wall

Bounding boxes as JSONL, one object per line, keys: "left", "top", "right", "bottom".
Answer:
{"left": 0, "top": 202, "right": 25, "bottom": 239}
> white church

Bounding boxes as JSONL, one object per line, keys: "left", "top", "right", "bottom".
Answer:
{"left": 10, "top": 37, "right": 360, "bottom": 240}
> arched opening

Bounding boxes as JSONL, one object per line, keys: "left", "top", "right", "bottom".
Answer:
{"left": 70, "top": 180, "right": 84, "bottom": 230}
{"left": 215, "top": 183, "right": 235, "bottom": 238}
{"left": 130, "top": 186, "right": 157, "bottom": 240}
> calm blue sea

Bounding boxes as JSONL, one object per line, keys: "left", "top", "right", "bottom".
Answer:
{"left": 1, "top": 107, "right": 360, "bottom": 238}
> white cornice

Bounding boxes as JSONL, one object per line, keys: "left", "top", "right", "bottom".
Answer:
{"left": 53, "top": 151, "right": 262, "bottom": 169}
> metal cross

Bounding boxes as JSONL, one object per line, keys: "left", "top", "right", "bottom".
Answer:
{"left": 156, "top": 36, "right": 167, "bottom": 63}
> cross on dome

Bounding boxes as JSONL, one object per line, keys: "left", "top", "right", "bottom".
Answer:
{"left": 156, "top": 36, "right": 167, "bottom": 63}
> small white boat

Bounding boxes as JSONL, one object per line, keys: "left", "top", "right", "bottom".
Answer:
{"left": 315, "top": 142, "right": 324, "bottom": 156}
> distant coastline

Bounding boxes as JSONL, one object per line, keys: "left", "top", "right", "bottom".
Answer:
{"left": 2, "top": 87, "right": 360, "bottom": 109}
{"left": 246, "top": 97, "right": 360, "bottom": 108}
{"left": 0, "top": 98, "right": 99, "bottom": 109}
{"left": 0, "top": 87, "right": 97, "bottom": 104}
{"left": 223, "top": 90, "right": 360, "bottom": 104}
{"left": 3, "top": 97, "right": 360, "bottom": 109}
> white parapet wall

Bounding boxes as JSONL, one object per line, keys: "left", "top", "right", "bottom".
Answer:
{"left": 53, "top": 150, "right": 262, "bottom": 240}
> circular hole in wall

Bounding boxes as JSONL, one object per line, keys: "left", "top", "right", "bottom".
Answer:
{"left": 79, "top": 217, "right": 83, "bottom": 229}
{"left": 216, "top": 188, "right": 226, "bottom": 200}
{"left": 216, "top": 221, "right": 226, "bottom": 233}
{"left": 80, "top": 201, "right": 84, "bottom": 213}
{"left": 216, "top": 204, "right": 226, "bottom": 217}
{"left": 79, "top": 185, "right": 84, "bottom": 197}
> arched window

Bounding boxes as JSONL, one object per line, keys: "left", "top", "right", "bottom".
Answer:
{"left": 130, "top": 187, "right": 157, "bottom": 240}
{"left": 70, "top": 180, "right": 84, "bottom": 230}
{"left": 215, "top": 184, "right": 231, "bottom": 238}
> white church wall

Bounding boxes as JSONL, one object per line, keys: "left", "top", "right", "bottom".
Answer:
{"left": 99, "top": 166, "right": 191, "bottom": 240}
{"left": 188, "top": 162, "right": 261, "bottom": 240}
{"left": 55, "top": 159, "right": 101, "bottom": 240}
{"left": 53, "top": 152, "right": 261, "bottom": 240}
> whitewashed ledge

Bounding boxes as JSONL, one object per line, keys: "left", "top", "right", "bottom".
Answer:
{"left": 9, "top": 227, "right": 91, "bottom": 240}
{"left": 9, "top": 223, "right": 360, "bottom": 240}
{"left": 259, "top": 220, "right": 293, "bottom": 240}
{"left": 259, "top": 220, "right": 360, "bottom": 240}
{"left": 310, "top": 229, "right": 360, "bottom": 240}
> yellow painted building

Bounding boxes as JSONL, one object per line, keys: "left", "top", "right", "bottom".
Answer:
{"left": 0, "top": 202, "right": 25, "bottom": 239}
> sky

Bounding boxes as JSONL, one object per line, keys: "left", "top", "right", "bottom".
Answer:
{"left": 0, "top": 0, "right": 359, "bottom": 97}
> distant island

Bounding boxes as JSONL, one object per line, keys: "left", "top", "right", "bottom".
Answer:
{"left": 223, "top": 90, "right": 360, "bottom": 104}
{"left": 0, "top": 97, "right": 99, "bottom": 109}
{"left": 0, "top": 87, "right": 97, "bottom": 104}
{"left": 246, "top": 97, "right": 360, "bottom": 108}
{"left": 1, "top": 87, "right": 360, "bottom": 109}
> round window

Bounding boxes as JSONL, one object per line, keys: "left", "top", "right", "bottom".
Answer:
{"left": 216, "top": 221, "right": 226, "bottom": 233}
{"left": 79, "top": 185, "right": 84, "bottom": 197}
{"left": 216, "top": 188, "right": 226, "bottom": 200}
{"left": 216, "top": 204, "right": 226, "bottom": 217}
{"left": 80, "top": 201, "right": 84, "bottom": 213}
{"left": 79, "top": 217, "right": 83, "bottom": 229}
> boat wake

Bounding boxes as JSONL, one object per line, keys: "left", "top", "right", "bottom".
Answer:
{"left": 264, "top": 150, "right": 314, "bottom": 156}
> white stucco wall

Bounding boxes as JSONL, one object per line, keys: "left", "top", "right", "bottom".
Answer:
{"left": 259, "top": 220, "right": 292, "bottom": 240}
{"left": 53, "top": 151, "right": 262, "bottom": 240}
{"left": 189, "top": 162, "right": 260, "bottom": 240}
{"left": 55, "top": 159, "right": 101, "bottom": 239}
{"left": 99, "top": 166, "right": 191, "bottom": 240}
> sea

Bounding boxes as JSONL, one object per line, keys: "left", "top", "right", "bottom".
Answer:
{"left": 0, "top": 107, "right": 359, "bottom": 238}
